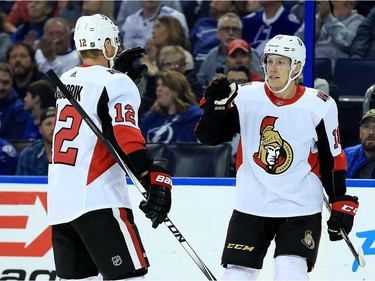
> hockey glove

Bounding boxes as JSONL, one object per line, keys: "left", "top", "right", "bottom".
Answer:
{"left": 139, "top": 164, "right": 172, "bottom": 228}
{"left": 200, "top": 77, "right": 238, "bottom": 114}
{"left": 327, "top": 195, "right": 359, "bottom": 241}
{"left": 114, "top": 47, "right": 148, "bottom": 85}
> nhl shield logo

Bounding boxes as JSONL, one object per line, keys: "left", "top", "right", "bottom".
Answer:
{"left": 112, "top": 255, "right": 123, "bottom": 266}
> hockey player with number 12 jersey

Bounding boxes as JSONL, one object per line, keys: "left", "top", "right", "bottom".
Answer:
{"left": 47, "top": 14, "right": 172, "bottom": 280}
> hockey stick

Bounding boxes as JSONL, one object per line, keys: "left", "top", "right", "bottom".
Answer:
{"left": 323, "top": 194, "right": 366, "bottom": 267}
{"left": 47, "top": 69, "right": 217, "bottom": 281}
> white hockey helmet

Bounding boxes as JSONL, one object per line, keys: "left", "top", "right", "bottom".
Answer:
{"left": 261, "top": 34, "right": 306, "bottom": 93}
{"left": 73, "top": 14, "right": 120, "bottom": 52}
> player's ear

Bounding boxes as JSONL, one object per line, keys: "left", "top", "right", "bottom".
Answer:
{"left": 292, "top": 62, "right": 302, "bottom": 78}
{"left": 104, "top": 39, "right": 115, "bottom": 57}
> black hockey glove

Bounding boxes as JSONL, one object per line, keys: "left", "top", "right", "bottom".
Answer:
{"left": 200, "top": 77, "right": 238, "bottom": 114}
{"left": 327, "top": 195, "right": 359, "bottom": 241}
{"left": 139, "top": 164, "right": 172, "bottom": 228}
{"left": 114, "top": 47, "right": 148, "bottom": 85}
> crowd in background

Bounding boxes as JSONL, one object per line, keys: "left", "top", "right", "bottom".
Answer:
{"left": 0, "top": 0, "right": 374, "bottom": 178}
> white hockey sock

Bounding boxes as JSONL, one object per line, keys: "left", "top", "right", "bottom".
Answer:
{"left": 274, "top": 255, "right": 309, "bottom": 280}
{"left": 221, "top": 264, "right": 260, "bottom": 280}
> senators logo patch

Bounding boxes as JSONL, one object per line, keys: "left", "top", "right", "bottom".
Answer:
{"left": 301, "top": 230, "right": 315, "bottom": 249}
{"left": 253, "top": 116, "right": 293, "bottom": 174}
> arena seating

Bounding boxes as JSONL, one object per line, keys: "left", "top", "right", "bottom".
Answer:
{"left": 146, "top": 142, "right": 232, "bottom": 177}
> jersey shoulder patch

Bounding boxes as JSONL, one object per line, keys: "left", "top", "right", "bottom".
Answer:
{"left": 316, "top": 91, "right": 330, "bottom": 102}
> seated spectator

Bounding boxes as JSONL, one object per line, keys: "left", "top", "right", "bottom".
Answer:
{"left": 81, "top": 0, "right": 114, "bottom": 20}
{"left": 207, "top": 38, "right": 264, "bottom": 86}
{"left": 225, "top": 39, "right": 264, "bottom": 82}
{"left": 226, "top": 65, "right": 251, "bottom": 85}
{"left": 351, "top": 5, "right": 375, "bottom": 59}
{"left": 16, "top": 106, "right": 55, "bottom": 175}
{"left": 242, "top": 1, "right": 301, "bottom": 56}
{"left": 12, "top": 1, "right": 59, "bottom": 45}
{"left": 3, "top": 0, "right": 63, "bottom": 34}
{"left": 142, "top": 15, "right": 193, "bottom": 71}
{"left": 6, "top": 42, "right": 49, "bottom": 99}
{"left": 121, "top": 0, "right": 188, "bottom": 49}
{"left": 190, "top": 0, "right": 246, "bottom": 71}
{"left": 0, "top": 137, "right": 18, "bottom": 175}
{"left": 58, "top": 1, "right": 83, "bottom": 29}
{"left": 345, "top": 108, "right": 375, "bottom": 179}
{"left": 295, "top": 0, "right": 364, "bottom": 69}
{"left": 35, "top": 17, "right": 80, "bottom": 77}
{"left": 115, "top": 0, "right": 182, "bottom": 28}
{"left": 0, "top": 62, "right": 30, "bottom": 141}
{"left": 0, "top": 9, "right": 11, "bottom": 62}
{"left": 22, "top": 80, "right": 56, "bottom": 140}
{"left": 141, "top": 45, "right": 203, "bottom": 117}
{"left": 141, "top": 70, "right": 202, "bottom": 143}
{"left": 197, "top": 14, "right": 263, "bottom": 86}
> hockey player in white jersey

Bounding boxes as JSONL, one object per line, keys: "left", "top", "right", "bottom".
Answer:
{"left": 195, "top": 34, "right": 359, "bottom": 280}
{"left": 47, "top": 14, "right": 172, "bottom": 280}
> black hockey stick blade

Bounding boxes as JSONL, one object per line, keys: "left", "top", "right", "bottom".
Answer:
{"left": 323, "top": 195, "right": 366, "bottom": 267}
{"left": 46, "top": 69, "right": 217, "bottom": 280}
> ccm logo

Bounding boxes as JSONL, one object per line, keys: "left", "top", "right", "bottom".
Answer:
{"left": 341, "top": 204, "right": 358, "bottom": 214}
{"left": 155, "top": 175, "right": 172, "bottom": 185}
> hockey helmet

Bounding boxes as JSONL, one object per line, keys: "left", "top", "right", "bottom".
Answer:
{"left": 73, "top": 14, "right": 120, "bottom": 52}
{"left": 261, "top": 35, "right": 306, "bottom": 93}
{"left": 262, "top": 34, "right": 306, "bottom": 69}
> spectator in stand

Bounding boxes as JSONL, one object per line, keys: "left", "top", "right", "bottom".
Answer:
{"left": 351, "top": 5, "right": 375, "bottom": 59}
{"left": 226, "top": 39, "right": 264, "bottom": 82}
{"left": 242, "top": 1, "right": 301, "bottom": 56}
{"left": 142, "top": 15, "right": 193, "bottom": 71}
{"left": 197, "top": 13, "right": 263, "bottom": 87}
{"left": 12, "top": 1, "right": 59, "bottom": 45}
{"left": 0, "top": 62, "right": 30, "bottom": 141}
{"left": 6, "top": 42, "right": 49, "bottom": 99}
{"left": 141, "top": 70, "right": 202, "bottom": 144}
{"left": 158, "top": 45, "right": 203, "bottom": 100}
{"left": 141, "top": 45, "right": 203, "bottom": 117}
{"left": 116, "top": 0, "right": 182, "bottom": 28}
{"left": 190, "top": 0, "right": 247, "bottom": 71}
{"left": 58, "top": 1, "right": 83, "bottom": 29}
{"left": 295, "top": 0, "right": 364, "bottom": 69}
{"left": 0, "top": 137, "right": 18, "bottom": 175}
{"left": 22, "top": 80, "right": 56, "bottom": 140}
{"left": 0, "top": 9, "right": 11, "bottom": 63}
{"left": 3, "top": 0, "right": 63, "bottom": 34}
{"left": 81, "top": 0, "right": 114, "bottom": 20}
{"left": 16, "top": 106, "right": 55, "bottom": 175}
{"left": 35, "top": 17, "right": 80, "bottom": 77}
{"left": 121, "top": 0, "right": 188, "bottom": 49}
{"left": 344, "top": 108, "right": 375, "bottom": 179}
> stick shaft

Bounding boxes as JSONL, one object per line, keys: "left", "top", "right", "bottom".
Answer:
{"left": 47, "top": 69, "right": 217, "bottom": 280}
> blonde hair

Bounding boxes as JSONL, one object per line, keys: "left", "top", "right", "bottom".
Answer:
{"left": 158, "top": 45, "right": 186, "bottom": 68}
{"left": 151, "top": 70, "right": 197, "bottom": 115}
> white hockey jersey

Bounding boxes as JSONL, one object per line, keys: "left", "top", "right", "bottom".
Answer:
{"left": 48, "top": 65, "right": 145, "bottom": 225}
{"left": 233, "top": 82, "right": 346, "bottom": 217}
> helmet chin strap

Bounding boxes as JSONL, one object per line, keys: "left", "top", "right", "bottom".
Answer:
{"left": 264, "top": 65, "right": 302, "bottom": 94}
{"left": 102, "top": 44, "right": 118, "bottom": 68}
